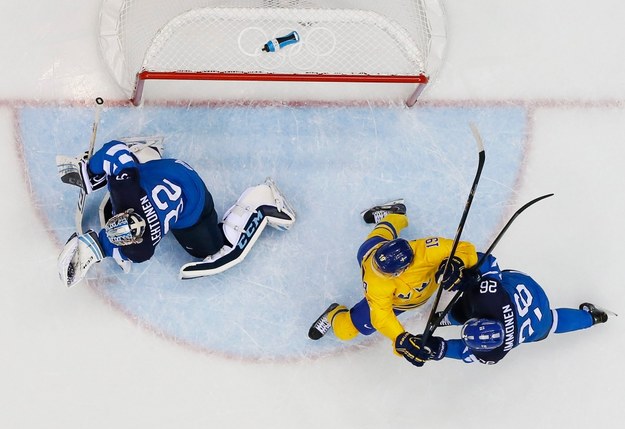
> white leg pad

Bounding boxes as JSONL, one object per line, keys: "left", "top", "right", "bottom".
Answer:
{"left": 179, "top": 207, "right": 270, "bottom": 278}
{"left": 178, "top": 178, "right": 295, "bottom": 279}
{"left": 221, "top": 183, "right": 273, "bottom": 245}
{"left": 122, "top": 136, "right": 164, "bottom": 163}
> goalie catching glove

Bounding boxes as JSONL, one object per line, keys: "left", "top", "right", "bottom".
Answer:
{"left": 56, "top": 151, "right": 107, "bottom": 194}
{"left": 57, "top": 230, "right": 105, "bottom": 287}
{"left": 394, "top": 332, "right": 447, "bottom": 367}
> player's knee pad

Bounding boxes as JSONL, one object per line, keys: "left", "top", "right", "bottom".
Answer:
{"left": 332, "top": 311, "right": 360, "bottom": 341}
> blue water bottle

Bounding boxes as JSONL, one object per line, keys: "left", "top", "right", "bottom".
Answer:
{"left": 262, "top": 31, "right": 300, "bottom": 52}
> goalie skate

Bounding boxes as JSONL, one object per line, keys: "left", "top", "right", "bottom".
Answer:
{"left": 360, "top": 199, "right": 406, "bottom": 224}
{"left": 263, "top": 177, "right": 296, "bottom": 231}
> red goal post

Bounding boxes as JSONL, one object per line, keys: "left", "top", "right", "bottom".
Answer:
{"left": 99, "top": 1, "right": 446, "bottom": 106}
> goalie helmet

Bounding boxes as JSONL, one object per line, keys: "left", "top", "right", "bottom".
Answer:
{"left": 372, "top": 238, "right": 414, "bottom": 277}
{"left": 461, "top": 318, "right": 505, "bottom": 351}
{"left": 105, "top": 209, "right": 146, "bottom": 246}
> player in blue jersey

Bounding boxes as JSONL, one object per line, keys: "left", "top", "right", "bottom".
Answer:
{"left": 57, "top": 138, "right": 295, "bottom": 286}
{"left": 400, "top": 253, "right": 610, "bottom": 366}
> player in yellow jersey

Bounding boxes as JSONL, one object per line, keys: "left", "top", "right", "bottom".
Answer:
{"left": 308, "top": 200, "right": 480, "bottom": 366}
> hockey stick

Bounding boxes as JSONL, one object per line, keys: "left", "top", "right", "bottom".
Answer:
{"left": 75, "top": 97, "right": 104, "bottom": 233}
{"left": 420, "top": 123, "right": 486, "bottom": 344}
{"left": 425, "top": 192, "right": 555, "bottom": 336}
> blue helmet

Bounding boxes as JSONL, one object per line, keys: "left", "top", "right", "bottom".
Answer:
{"left": 372, "top": 238, "right": 414, "bottom": 276}
{"left": 461, "top": 318, "right": 505, "bottom": 351}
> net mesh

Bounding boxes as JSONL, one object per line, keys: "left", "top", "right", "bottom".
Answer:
{"left": 100, "top": 0, "right": 438, "bottom": 99}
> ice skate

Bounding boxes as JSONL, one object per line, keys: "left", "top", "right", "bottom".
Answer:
{"left": 264, "top": 177, "right": 296, "bottom": 230}
{"left": 360, "top": 199, "right": 406, "bottom": 224}
{"left": 308, "top": 303, "right": 348, "bottom": 340}
{"left": 204, "top": 243, "right": 234, "bottom": 263}
{"left": 579, "top": 302, "right": 609, "bottom": 325}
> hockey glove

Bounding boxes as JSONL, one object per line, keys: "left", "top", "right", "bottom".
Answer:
{"left": 422, "top": 335, "right": 447, "bottom": 361}
{"left": 394, "top": 332, "right": 447, "bottom": 367}
{"left": 457, "top": 266, "right": 481, "bottom": 291}
{"left": 56, "top": 151, "right": 107, "bottom": 194}
{"left": 436, "top": 256, "right": 466, "bottom": 292}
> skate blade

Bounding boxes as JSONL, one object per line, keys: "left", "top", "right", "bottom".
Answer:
{"left": 359, "top": 198, "right": 405, "bottom": 216}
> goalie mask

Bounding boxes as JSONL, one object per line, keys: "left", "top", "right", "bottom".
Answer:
{"left": 105, "top": 209, "right": 146, "bottom": 246}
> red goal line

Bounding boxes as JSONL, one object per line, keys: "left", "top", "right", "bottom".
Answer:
{"left": 132, "top": 70, "right": 429, "bottom": 106}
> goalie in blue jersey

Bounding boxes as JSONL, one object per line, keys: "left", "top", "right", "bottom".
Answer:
{"left": 56, "top": 138, "right": 295, "bottom": 287}
{"left": 404, "top": 253, "right": 610, "bottom": 366}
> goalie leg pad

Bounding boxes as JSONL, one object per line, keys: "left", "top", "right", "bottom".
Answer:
{"left": 179, "top": 178, "right": 295, "bottom": 279}
{"left": 179, "top": 209, "right": 269, "bottom": 278}
{"left": 221, "top": 178, "right": 295, "bottom": 242}
{"left": 57, "top": 230, "right": 105, "bottom": 287}
{"left": 122, "top": 136, "right": 165, "bottom": 163}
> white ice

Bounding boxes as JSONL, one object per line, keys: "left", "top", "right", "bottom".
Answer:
{"left": 1, "top": 1, "right": 624, "bottom": 428}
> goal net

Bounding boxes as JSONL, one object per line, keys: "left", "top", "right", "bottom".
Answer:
{"left": 99, "top": 0, "right": 446, "bottom": 106}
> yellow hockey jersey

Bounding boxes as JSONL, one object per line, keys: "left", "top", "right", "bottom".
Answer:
{"left": 360, "top": 214, "right": 478, "bottom": 341}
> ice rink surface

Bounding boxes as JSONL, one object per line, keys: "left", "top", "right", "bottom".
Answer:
{"left": 1, "top": 1, "right": 624, "bottom": 428}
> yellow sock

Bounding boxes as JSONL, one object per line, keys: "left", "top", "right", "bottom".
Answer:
{"left": 330, "top": 306, "right": 359, "bottom": 341}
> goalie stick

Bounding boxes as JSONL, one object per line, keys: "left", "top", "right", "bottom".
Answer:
{"left": 75, "top": 97, "right": 104, "bottom": 233}
{"left": 420, "top": 123, "right": 485, "bottom": 345}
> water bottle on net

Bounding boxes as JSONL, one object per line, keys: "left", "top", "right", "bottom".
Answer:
{"left": 262, "top": 31, "right": 300, "bottom": 52}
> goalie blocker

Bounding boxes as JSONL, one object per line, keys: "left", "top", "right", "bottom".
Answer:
{"left": 58, "top": 230, "right": 105, "bottom": 287}
{"left": 180, "top": 178, "right": 296, "bottom": 279}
